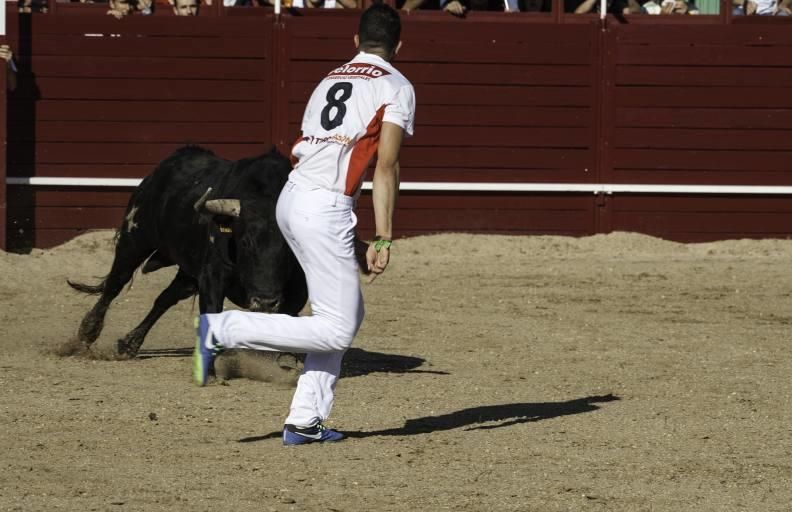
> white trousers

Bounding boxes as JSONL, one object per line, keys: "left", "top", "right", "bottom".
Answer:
{"left": 205, "top": 180, "right": 364, "bottom": 427}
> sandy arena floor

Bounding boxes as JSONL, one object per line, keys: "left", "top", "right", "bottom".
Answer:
{"left": 1, "top": 230, "right": 791, "bottom": 511}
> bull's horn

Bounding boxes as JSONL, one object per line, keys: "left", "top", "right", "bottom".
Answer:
{"left": 193, "top": 187, "right": 213, "bottom": 212}
{"left": 204, "top": 199, "right": 241, "bottom": 217}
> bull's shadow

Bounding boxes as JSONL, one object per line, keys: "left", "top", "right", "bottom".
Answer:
{"left": 136, "top": 347, "right": 446, "bottom": 379}
{"left": 238, "top": 394, "right": 620, "bottom": 443}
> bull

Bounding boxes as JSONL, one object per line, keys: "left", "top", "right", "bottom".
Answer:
{"left": 68, "top": 145, "right": 308, "bottom": 360}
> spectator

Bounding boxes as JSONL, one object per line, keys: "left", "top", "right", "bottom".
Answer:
{"left": 138, "top": 0, "right": 154, "bottom": 13}
{"left": 734, "top": 0, "right": 790, "bottom": 13}
{"left": 225, "top": 0, "right": 264, "bottom": 5}
{"left": 172, "top": 0, "right": 199, "bottom": 14}
{"left": 299, "top": 0, "right": 359, "bottom": 7}
{"left": 1, "top": 45, "right": 18, "bottom": 93}
{"left": 516, "top": 0, "right": 551, "bottom": 10}
{"left": 225, "top": 0, "right": 360, "bottom": 7}
{"left": 754, "top": 0, "right": 790, "bottom": 13}
{"left": 468, "top": 0, "right": 545, "bottom": 11}
{"left": 18, "top": 0, "right": 49, "bottom": 12}
{"left": 399, "top": 0, "right": 469, "bottom": 17}
{"left": 107, "top": 0, "right": 137, "bottom": 17}
{"left": 625, "top": 0, "right": 698, "bottom": 13}
{"left": 669, "top": 0, "right": 699, "bottom": 13}
{"left": 569, "top": 0, "right": 630, "bottom": 14}
{"left": 107, "top": 0, "right": 154, "bottom": 17}
{"left": 732, "top": 0, "right": 752, "bottom": 13}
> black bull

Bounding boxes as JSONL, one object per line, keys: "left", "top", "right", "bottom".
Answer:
{"left": 68, "top": 146, "right": 308, "bottom": 358}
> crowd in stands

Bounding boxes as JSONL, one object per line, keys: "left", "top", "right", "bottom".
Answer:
{"left": 6, "top": 0, "right": 792, "bottom": 15}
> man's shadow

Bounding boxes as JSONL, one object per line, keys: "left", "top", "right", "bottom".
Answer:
{"left": 137, "top": 347, "right": 448, "bottom": 378}
{"left": 238, "top": 394, "right": 620, "bottom": 443}
{"left": 137, "top": 346, "right": 447, "bottom": 378}
{"left": 340, "top": 347, "right": 448, "bottom": 378}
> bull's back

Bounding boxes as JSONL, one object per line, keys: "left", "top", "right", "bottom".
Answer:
{"left": 125, "top": 147, "right": 230, "bottom": 273}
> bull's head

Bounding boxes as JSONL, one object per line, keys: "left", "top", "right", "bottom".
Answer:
{"left": 194, "top": 150, "right": 298, "bottom": 313}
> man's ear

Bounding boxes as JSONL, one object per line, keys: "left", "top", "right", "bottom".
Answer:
{"left": 354, "top": 34, "right": 360, "bottom": 49}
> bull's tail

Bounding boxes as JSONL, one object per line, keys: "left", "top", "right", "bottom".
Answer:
{"left": 67, "top": 278, "right": 106, "bottom": 295}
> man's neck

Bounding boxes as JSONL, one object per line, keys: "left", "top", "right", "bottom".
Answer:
{"left": 360, "top": 49, "right": 391, "bottom": 62}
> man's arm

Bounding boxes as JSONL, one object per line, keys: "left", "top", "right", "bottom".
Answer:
{"left": 574, "top": 0, "right": 598, "bottom": 12}
{"left": 1, "top": 45, "right": 17, "bottom": 92}
{"left": 365, "top": 121, "right": 404, "bottom": 283}
{"left": 401, "top": 0, "right": 427, "bottom": 11}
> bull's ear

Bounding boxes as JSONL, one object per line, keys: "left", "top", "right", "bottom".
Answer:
{"left": 204, "top": 199, "right": 241, "bottom": 218}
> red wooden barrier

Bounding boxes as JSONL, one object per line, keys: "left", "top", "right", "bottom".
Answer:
{"left": 602, "top": 23, "right": 792, "bottom": 240}
{"left": 0, "top": 36, "right": 6, "bottom": 252}
{"left": 5, "top": 10, "right": 277, "bottom": 247}
{"left": 3, "top": 6, "right": 792, "bottom": 248}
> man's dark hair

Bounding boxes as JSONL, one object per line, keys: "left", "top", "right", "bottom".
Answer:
{"left": 358, "top": 2, "right": 402, "bottom": 56}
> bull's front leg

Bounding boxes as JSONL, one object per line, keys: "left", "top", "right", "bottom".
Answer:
{"left": 116, "top": 270, "right": 198, "bottom": 358}
{"left": 198, "top": 259, "right": 226, "bottom": 314}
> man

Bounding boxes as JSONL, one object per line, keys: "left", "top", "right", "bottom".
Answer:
{"left": 173, "top": 0, "right": 199, "bottom": 15}
{"left": 107, "top": 0, "right": 136, "bottom": 18}
{"left": 193, "top": 2, "right": 416, "bottom": 446}
{"left": 17, "top": 0, "right": 49, "bottom": 13}
{"left": 400, "top": 0, "right": 468, "bottom": 16}
{"left": 1, "top": 45, "right": 17, "bottom": 92}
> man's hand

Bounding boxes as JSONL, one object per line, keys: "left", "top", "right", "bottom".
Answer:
{"left": 354, "top": 236, "right": 371, "bottom": 276}
{"left": 444, "top": 0, "right": 467, "bottom": 16}
{"left": 365, "top": 243, "right": 390, "bottom": 284}
{"left": 0, "top": 45, "right": 13, "bottom": 63}
{"left": 107, "top": 8, "right": 127, "bottom": 18}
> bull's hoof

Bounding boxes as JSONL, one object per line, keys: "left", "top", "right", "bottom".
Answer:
{"left": 77, "top": 317, "right": 105, "bottom": 346}
{"left": 116, "top": 339, "right": 141, "bottom": 360}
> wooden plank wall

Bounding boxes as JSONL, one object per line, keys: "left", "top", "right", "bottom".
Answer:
{"left": 605, "top": 24, "right": 792, "bottom": 241}
{"left": 0, "top": 38, "right": 6, "bottom": 251}
{"left": 3, "top": 9, "right": 792, "bottom": 248}
{"left": 5, "top": 10, "right": 275, "bottom": 248}
{"left": 285, "top": 14, "right": 600, "bottom": 238}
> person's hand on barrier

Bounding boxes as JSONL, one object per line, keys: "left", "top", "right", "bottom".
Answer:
{"left": 671, "top": 0, "right": 688, "bottom": 13}
{"left": 444, "top": 0, "right": 467, "bottom": 16}
{"left": 2, "top": 45, "right": 17, "bottom": 92}
{"left": 0, "top": 45, "right": 13, "bottom": 63}
{"left": 137, "top": 0, "right": 153, "bottom": 14}
{"left": 107, "top": 0, "right": 132, "bottom": 18}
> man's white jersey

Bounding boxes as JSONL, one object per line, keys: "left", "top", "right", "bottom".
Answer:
{"left": 290, "top": 52, "right": 416, "bottom": 198}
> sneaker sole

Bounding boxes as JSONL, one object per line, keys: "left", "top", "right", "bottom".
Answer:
{"left": 282, "top": 428, "right": 346, "bottom": 446}
{"left": 192, "top": 316, "right": 206, "bottom": 386}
